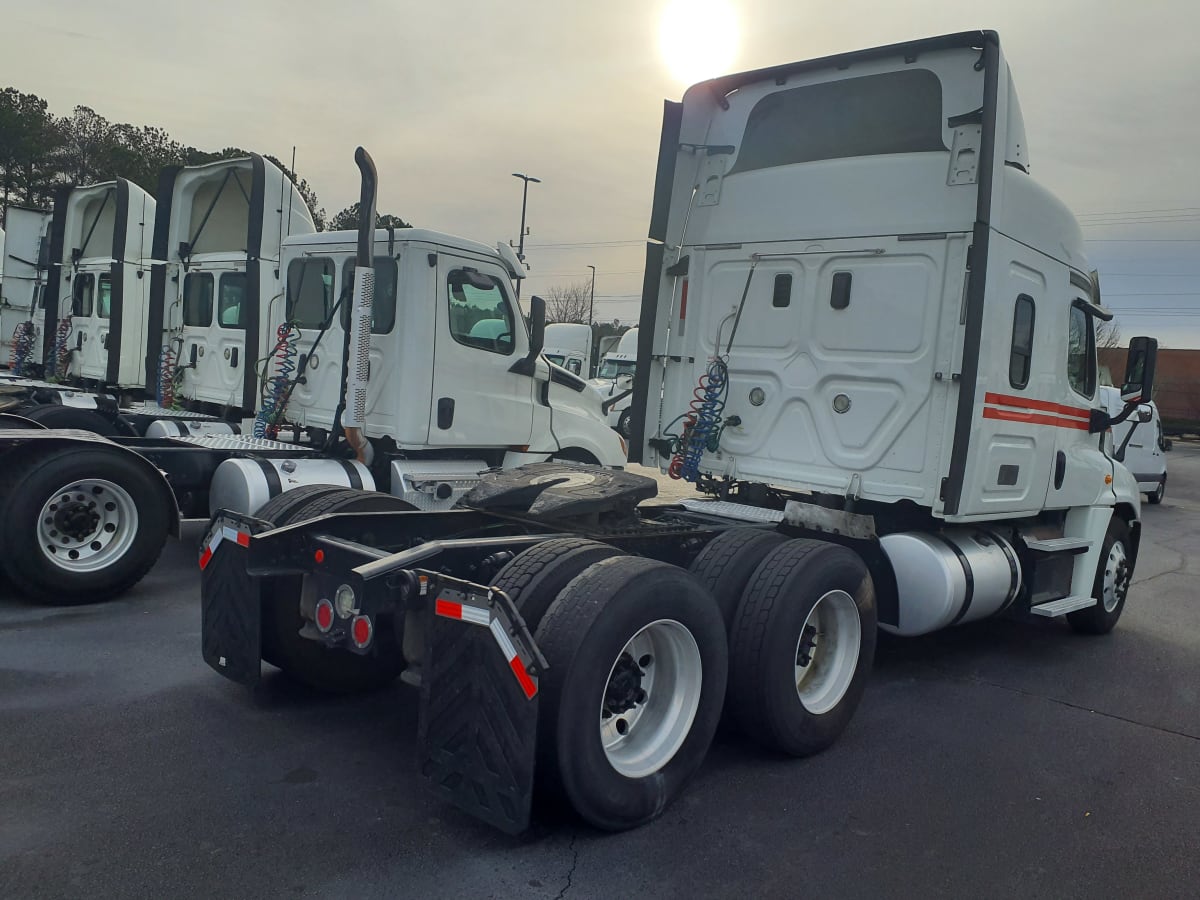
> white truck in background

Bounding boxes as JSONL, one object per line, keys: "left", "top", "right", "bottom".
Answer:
{"left": 1, "top": 207, "right": 53, "bottom": 370}
{"left": 1101, "top": 385, "right": 1168, "bottom": 504}
{"left": 0, "top": 149, "right": 624, "bottom": 603}
{"left": 199, "top": 31, "right": 1159, "bottom": 837}
{"left": 542, "top": 322, "right": 592, "bottom": 376}
{"left": 590, "top": 325, "right": 638, "bottom": 436}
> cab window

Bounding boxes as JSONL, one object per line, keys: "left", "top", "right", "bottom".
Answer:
{"left": 1008, "top": 294, "right": 1035, "bottom": 389}
{"left": 72, "top": 274, "right": 94, "bottom": 317}
{"left": 217, "top": 273, "right": 247, "bottom": 328}
{"left": 183, "top": 273, "right": 214, "bottom": 327}
{"left": 287, "top": 258, "right": 334, "bottom": 329}
{"left": 96, "top": 275, "right": 112, "bottom": 319}
{"left": 340, "top": 257, "right": 398, "bottom": 334}
{"left": 447, "top": 269, "right": 515, "bottom": 354}
{"left": 1067, "top": 304, "right": 1097, "bottom": 398}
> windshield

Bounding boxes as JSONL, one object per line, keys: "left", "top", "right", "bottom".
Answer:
{"left": 597, "top": 358, "right": 636, "bottom": 379}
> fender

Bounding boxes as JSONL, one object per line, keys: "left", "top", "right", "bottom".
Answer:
{"left": 0, "top": 430, "right": 181, "bottom": 536}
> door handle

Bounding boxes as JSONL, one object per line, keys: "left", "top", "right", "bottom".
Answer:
{"left": 230, "top": 347, "right": 239, "bottom": 367}
{"left": 437, "top": 397, "right": 455, "bottom": 430}
{"left": 1054, "top": 451, "right": 1066, "bottom": 490}
{"left": 189, "top": 344, "right": 198, "bottom": 366}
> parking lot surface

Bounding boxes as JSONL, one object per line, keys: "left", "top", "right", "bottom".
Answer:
{"left": 2, "top": 457, "right": 1198, "bottom": 899}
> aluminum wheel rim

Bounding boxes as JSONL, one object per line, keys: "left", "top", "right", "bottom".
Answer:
{"left": 36, "top": 478, "right": 139, "bottom": 573}
{"left": 600, "top": 619, "right": 702, "bottom": 779}
{"left": 1102, "top": 540, "right": 1130, "bottom": 613}
{"left": 794, "top": 590, "right": 861, "bottom": 715}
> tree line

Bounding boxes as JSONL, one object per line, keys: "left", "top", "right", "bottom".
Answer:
{"left": 0, "top": 87, "right": 407, "bottom": 231}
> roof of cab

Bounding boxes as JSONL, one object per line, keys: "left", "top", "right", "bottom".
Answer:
{"left": 283, "top": 228, "right": 497, "bottom": 260}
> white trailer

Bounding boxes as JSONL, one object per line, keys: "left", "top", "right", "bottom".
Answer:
{"left": 149, "top": 155, "right": 316, "bottom": 416}
{"left": 200, "top": 32, "right": 1159, "bottom": 837}
{"left": 0, "top": 207, "right": 53, "bottom": 371}
{"left": 543, "top": 322, "right": 593, "bottom": 376}
{"left": 590, "top": 325, "right": 638, "bottom": 435}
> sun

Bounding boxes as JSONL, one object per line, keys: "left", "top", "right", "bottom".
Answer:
{"left": 658, "top": 0, "right": 741, "bottom": 87}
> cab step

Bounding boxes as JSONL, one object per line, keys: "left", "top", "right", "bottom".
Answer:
{"left": 1022, "top": 536, "right": 1092, "bottom": 554}
{"left": 1030, "top": 595, "right": 1096, "bottom": 617}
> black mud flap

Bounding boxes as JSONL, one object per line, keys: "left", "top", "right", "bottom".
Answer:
{"left": 418, "top": 583, "right": 543, "bottom": 834}
{"left": 200, "top": 518, "right": 263, "bottom": 687}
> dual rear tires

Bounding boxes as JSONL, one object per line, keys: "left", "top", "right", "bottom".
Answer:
{"left": 491, "top": 528, "right": 876, "bottom": 831}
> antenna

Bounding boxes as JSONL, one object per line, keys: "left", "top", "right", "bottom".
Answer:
{"left": 285, "top": 145, "right": 297, "bottom": 240}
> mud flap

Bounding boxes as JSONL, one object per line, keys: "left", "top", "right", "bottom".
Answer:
{"left": 200, "top": 518, "right": 262, "bottom": 687}
{"left": 418, "top": 584, "right": 543, "bottom": 834}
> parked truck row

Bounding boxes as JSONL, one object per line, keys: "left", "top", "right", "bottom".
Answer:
{"left": 196, "top": 31, "right": 1162, "bottom": 836}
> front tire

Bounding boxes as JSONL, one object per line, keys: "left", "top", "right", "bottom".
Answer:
{"left": 536, "top": 557, "right": 727, "bottom": 831}
{"left": 616, "top": 408, "right": 633, "bottom": 439}
{"left": 0, "top": 446, "right": 169, "bottom": 603}
{"left": 728, "top": 539, "right": 876, "bottom": 757}
{"left": 1147, "top": 476, "right": 1165, "bottom": 505}
{"left": 1068, "top": 518, "right": 1133, "bottom": 635}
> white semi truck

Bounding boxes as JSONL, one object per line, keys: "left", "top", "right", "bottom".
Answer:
{"left": 0, "top": 149, "right": 624, "bottom": 603}
{"left": 0, "top": 206, "right": 53, "bottom": 371}
{"left": 199, "top": 31, "right": 1160, "bottom": 837}
{"left": 590, "top": 325, "right": 639, "bottom": 436}
{"left": 542, "top": 322, "right": 593, "bottom": 376}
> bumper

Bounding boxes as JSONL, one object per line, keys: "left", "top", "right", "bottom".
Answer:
{"left": 198, "top": 511, "right": 546, "bottom": 834}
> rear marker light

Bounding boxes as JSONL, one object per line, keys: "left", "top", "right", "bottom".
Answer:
{"left": 679, "top": 279, "right": 689, "bottom": 320}
{"left": 351, "top": 615, "right": 373, "bottom": 648}
{"left": 314, "top": 549, "right": 325, "bottom": 564}
{"left": 315, "top": 598, "right": 334, "bottom": 633}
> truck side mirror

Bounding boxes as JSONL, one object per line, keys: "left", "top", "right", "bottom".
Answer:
{"left": 509, "top": 296, "right": 545, "bottom": 376}
{"left": 1122, "top": 336, "right": 1157, "bottom": 404}
{"left": 1137, "top": 406, "right": 1153, "bottom": 424}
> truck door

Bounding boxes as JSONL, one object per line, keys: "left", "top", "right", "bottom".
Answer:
{"left": 212, "top": 271, "right": 248, "bottom": 400}
{"left": 1047, "top": 288, "right": 1110, "bottom": 510}
{"left": 430, "top": 257, "right": 534, "bottom": 447}
{"left": 70, "top": 273, "right": 109, "bottom": 379}
{"left": 179, "top": 271, "right": 214, "bottom": 397}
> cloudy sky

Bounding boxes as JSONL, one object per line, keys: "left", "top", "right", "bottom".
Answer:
{"left": 7, "top": 0, "right": 1199, "bottom": 343}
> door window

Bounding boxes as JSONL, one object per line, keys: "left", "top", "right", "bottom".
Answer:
{"left": 72, "top": 274, "right": 94, "bottom": 317}
{"left": 217, "top": 273, "right": 247, "bottom": 328}
{"left": 287, "top": 258, "right": 334, "bottom": 329}
{"left": 97, "top": 275, "right": 112, "bottom": 319}
{"left": 1067, "top": 304, "right": 1096, "bottom": 398}
{"left": 340, "top": 257, "right": 398, "bottom": 334}
{"left": 1008, "top": 294, "right": 1035, "bottom": 389}
{"left": 447, "top": 269, "right": 515, "bottom": 355}
{"left": 183, "top": 273, "right": 214, "bottom": 327}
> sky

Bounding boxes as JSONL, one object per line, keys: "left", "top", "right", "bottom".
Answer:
{"left": 5, "top": 0, "right": 1198, "bottom": 343}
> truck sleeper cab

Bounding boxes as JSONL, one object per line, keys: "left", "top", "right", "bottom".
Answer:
{"left": 0, "top": 206, "right": 53, "bottom": 373}
{"left": 201, "top": 33, "right": 1157, "bottom": 839}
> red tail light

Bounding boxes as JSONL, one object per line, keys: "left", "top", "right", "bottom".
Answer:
{"left": 351, "top": 615, "right": 373, "bottom": 649}
{"left": 315, "top": 598, "right": 334, "bottom": 633}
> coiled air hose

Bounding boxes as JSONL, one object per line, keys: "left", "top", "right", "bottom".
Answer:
{"left": 10, "top": 321, "right": 37, "bottom": 375}
{"left": 254, "top": 322, "right": 299, "bottom": 439}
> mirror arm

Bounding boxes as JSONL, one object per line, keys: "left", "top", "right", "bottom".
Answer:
{"left": 1114, "top": 421, "right": 1139, "bottom": 463}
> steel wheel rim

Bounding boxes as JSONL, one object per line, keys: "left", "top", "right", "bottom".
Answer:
{"left": 794, "top": 590, "right": 861, "bottom": 715}
{"left": 1102, "top": 540, "right": 1130, "bottom": 613}
{"left": 599, "top": 618, "right": 702, "bottom": 779}
{"left": 36, "top": 478, "right": 139, "bottom": 573}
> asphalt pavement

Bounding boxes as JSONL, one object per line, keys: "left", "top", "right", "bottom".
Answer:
{"left": 2, "top": 456, "right": 1198, "bottom": 899}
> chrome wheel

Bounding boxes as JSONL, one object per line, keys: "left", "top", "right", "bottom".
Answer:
{"left": 600, "top": 619, "right": 703, "bottom": 778}
{"left": 1101, "top": 539, "right": 1130, "bottom": 613}
{"left": 36, "top": 478, "right": 139, "bottom": 573}
{"left": 794, "top": 589, "right": 862, "bottom": 715}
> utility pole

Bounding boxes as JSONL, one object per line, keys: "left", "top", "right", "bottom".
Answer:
{"left": 511, "top": 172, "right": 540, "bottom": 300}
{"left": 586, "top": 264, "right": 596, "bottom": 325}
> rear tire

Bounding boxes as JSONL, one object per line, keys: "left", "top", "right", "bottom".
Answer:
{"left": 535, "top": 556, "right": 727, "bottom": 831}
{"left": 21, "top": 403, "right": 118, "bottom": 436}
{"left": 0, "top": 446, "right": 169, "bottom": 603}
{"left": 728, "top": 539, "right": 876, "bottom": 757}
{"left": 1147, "top": 476, "right": 1165, "bottom": 505}
{"left": 1068, "top": 518, "right": 1132, "bottom": 635}
{"left": 260, "top": 488, "right": 415, "bottom": 691}
{"left": 492, "top": 537, "right": 624, "bottom": 631}
{"left": 252, "top": 484, "right": 348, "bottom": 523}
{"left": 689, "top": 527, "right": 787, "bottom": 628}
{"left": 616, "top": 408, "right": 633, "bottom": 439}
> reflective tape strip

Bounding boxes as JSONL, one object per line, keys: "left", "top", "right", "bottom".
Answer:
{"left": 199, "top": 525, "right": 250, "bottom": 570}
{"left": 434, "top": 598, "right": 490, "bottom": 626}
{"left": 492, "top": 619, "right": 537, "bottom": 698}
{"left": 489, "top": 617, "right": 517, "bottom": 660}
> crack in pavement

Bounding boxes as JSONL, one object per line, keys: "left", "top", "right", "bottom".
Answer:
{"left": 933, "top": 666, "right": 1200, "bottom": 743}
{"left": 554, "top": 833, "right": 579, "bottom": 900}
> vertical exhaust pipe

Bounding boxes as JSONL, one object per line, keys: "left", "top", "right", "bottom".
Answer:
{"left": 343, "top": 147, "right": 377, "bottom": 463}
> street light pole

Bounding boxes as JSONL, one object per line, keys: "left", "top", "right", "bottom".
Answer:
{"left": 512, "top": 172, "right": 540, "bottom": 300}
{"left": 586, "top": 264, "right": 596, "bottom": 326}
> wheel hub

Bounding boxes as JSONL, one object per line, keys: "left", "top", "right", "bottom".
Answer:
{"left": 36, "top": 478, "right": 138, "bottom": 574}
{"left": 602, "top": 652, "right": 649, "bottom": 718}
